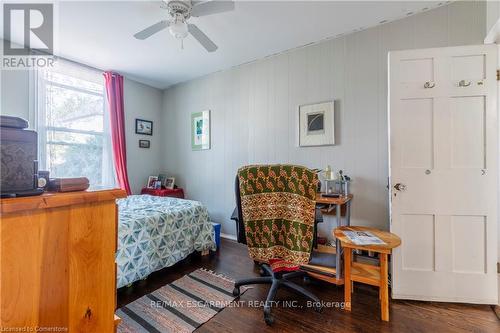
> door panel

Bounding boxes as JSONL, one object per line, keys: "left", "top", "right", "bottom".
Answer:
{"left": 398, "top": 57, "right": 438, "bottom": 98}
{"left": 451, "top": 55, "right": 485, "bottom": 82}
{"left": 451, "top": 215, "right": 486, "bottom": 274}
{"left": 389, "top": 44, "right": 497, "bottom": 304}
{"left": 450, "top": 96, "right": 485, "bottom": 169}
{"left": 401, "top": 214, "right": 435, "bottom": 271}
{"left": 399, "top": 99, "right": 434, "bottom": 169}
{"left": 399, "top": 58, "right": 435, "bottom": 84}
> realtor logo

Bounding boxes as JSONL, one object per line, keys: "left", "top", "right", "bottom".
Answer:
{"left": 3, "top": 3, "right": 53, "bottom": 56}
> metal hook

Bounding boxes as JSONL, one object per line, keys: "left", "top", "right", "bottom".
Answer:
{"left": 424, "top": 81, "right": 435, "bottom": 89}
{"left": 458, "top": 80, "right": 471, "bottom": 87}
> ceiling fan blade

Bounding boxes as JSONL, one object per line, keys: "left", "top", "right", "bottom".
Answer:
{"left": 191, "top": 1, "right": 235, "bottom": 17}
{"left": 188, "top": 24, "right": 218, "bottom": 52}
{"left": 134, "top": 20, "right": 169, "bottom": 40}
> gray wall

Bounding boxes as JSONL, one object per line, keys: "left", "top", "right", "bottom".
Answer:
{"left": 487, "top": 0, "right": 500, "bottom": 36}
{"left": 0, "top": 64, "right": 163, "bottom": 194}
{"left": 161, "top": 1, "right": 487, "bottom": 237}
{"left": 123, "top": 78, "right": 163, "bottom": 193}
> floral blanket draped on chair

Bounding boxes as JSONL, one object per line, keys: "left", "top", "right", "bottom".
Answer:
{"left": 237, "top": 164, "right": 318, "bottom": 272}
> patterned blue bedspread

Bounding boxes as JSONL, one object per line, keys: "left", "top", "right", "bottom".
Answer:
{"left": 116, "top": 195, "right": 216, "bottom": 288}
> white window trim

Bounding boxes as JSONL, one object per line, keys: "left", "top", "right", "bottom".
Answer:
{"left": 33, "top": 59, "right": 116, "bottom": 188}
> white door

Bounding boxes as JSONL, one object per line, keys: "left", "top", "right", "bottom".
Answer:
{"left": 389, "top": 44, "right": 498, "bottom": 304}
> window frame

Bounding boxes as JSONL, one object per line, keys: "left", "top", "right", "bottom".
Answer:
{"left": 35, "top": 60, "right": 116, "bottom": 188}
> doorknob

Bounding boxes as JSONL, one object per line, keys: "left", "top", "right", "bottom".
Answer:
{"left": 394, "top": 183, "right": 407, "bottom": 191}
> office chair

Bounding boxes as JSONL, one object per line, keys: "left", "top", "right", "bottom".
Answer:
{"left": 232, "top": 164, "right": 322, "bottom": 325}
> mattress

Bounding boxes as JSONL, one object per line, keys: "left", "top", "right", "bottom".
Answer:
{"left": 116, "top": 195, "right": 216, "bottom": 288}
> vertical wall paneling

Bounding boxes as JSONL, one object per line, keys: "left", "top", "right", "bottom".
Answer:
{"left": 161, "top": 2, "right": 487, "bottom": 236}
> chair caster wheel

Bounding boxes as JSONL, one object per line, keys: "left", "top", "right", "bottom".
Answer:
{"left": 264, "top": 308, "right": 274, "bottom": 325}
{"left": 303, "top": 276, "right": 311, "bottom": 285}
{"left": 264, "top": 314, "right": 274, "bottom": 325}
{"left": 232, "top": 287, "right": 240, "bottom": 297}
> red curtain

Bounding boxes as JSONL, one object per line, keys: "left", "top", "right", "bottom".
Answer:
{"left": 104, "top": 71, "right": 131, "bottom": 195}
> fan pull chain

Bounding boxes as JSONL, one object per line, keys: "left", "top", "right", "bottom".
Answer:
{"left": 181, "top": 38, "right": 184, "bottom": 50}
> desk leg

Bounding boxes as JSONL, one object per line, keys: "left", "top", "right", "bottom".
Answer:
{"left": 346, "top": 201, "right": 351, "bottom": 226}
{"left": 335, "top": 203, "right": 342, "bottom": 280}
{"left": 344, "top": 248, "right": 352, "bottom": 311}
{"left": 380, "top": 253, "right": 389, "bottom": 321}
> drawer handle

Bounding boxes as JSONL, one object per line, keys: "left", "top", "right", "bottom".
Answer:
{"left": 458, "top": 80, "right": 471, "bottom": 87}
{"left": 424, "top": 81, "right": 435, "bottom": 89}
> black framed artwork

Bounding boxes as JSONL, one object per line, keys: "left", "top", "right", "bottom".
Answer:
{"left": 135, "top": 119, "right": 153, "bottom": 136}
{"left": 139, "top": 139, "right": 150, "bottom": 148}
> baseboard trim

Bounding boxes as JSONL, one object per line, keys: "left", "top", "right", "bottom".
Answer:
{"left": 220, "top": 233, "right": 237, "bottom": 241}
{"left": 392, "top": 293, "right": 497, "bottom": 305}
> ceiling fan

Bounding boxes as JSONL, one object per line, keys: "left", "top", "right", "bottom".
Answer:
{"left": 134, "top": 0, "right": 235, "bottom": 52}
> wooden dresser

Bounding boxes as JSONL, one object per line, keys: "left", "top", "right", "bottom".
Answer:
{"left": 0, "top": 189, "right": 126, "bottom": 332}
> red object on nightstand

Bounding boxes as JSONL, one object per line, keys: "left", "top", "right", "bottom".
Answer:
{"left": 140, "top": 187, "right": 185, "bottom": 199}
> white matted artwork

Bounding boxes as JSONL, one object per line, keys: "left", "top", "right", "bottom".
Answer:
{"left": 298, "top": 101, "right": 335, "bottom": 147}
{"left": 191, "top": 110, "right": 210, "bottom": 150}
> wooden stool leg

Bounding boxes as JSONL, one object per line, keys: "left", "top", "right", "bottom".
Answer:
{"left": 344, "top": 248, "right": 352, "bottom": 311}
{"left": 380, "top": 253, "right": 389, "bottom": 321}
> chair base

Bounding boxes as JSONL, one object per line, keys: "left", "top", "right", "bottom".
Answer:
{"left": 232, "top": 264, "right": 322, "bottom": 325}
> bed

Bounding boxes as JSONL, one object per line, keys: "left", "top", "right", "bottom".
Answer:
{"left": 116, "top": 195, "right": 216, "bottom": 288}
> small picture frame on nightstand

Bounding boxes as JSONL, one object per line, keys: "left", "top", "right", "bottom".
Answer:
{"left": 165, "top": 177, "right": 175, "bottom": 189}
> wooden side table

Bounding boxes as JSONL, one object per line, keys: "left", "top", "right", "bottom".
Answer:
{"left": 334, "top": 226, "right": 401, "bottom": 321}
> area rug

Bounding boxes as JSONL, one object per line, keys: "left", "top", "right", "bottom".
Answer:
{"left": 116, "top": 268, "right": 246, "bottom": 333}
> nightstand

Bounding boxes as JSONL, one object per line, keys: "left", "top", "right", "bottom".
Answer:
{"left": 140, "top": 187, "right": 185, "bottom": 199}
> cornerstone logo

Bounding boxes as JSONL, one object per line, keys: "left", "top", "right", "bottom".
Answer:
{"left": 2, "top": 3, "right": 54, "bottom": 68}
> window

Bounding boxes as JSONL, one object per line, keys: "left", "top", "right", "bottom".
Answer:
{"left": 36, "top": 60, "right": 116, "bottom": 188}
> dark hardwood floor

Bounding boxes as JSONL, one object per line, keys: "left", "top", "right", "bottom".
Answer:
{"left": 118, "top": 239, "right": 499, "bottom": 332}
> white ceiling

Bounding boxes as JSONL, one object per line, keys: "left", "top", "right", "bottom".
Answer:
{"left": 7, "top": 1, "right": 449, "bottom": 89}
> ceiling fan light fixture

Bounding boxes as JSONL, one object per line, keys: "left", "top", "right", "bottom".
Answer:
{"left": 169, "top": 16, "right": 188, "bottom": 39}
{"left": 134, "top": 0, "right": 235, "bottom": 52}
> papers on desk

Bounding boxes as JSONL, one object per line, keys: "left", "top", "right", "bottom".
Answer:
{"left": 343, "top": 230, "right": 386, "bottom": 245}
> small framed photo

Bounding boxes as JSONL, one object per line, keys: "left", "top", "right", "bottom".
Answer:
{"left": 158, "top": 173, "right": 167, "bottom": 187}
{"left": 154, "top": 180, "right": 162, "bottom": 189}
{"left": 139, "top": 139, "right": 150, "bottom": 148}
{"left": 136, "top": 119, "right": 153, "bottom": 136}
{"left": 165, "top": 177, "right": 175, "bottom": 189}
{"left": 299, "top": 101, "right": 335, "bottom": 147}
{"left": 147, "top": 176, "right": 158, "bottom": 188}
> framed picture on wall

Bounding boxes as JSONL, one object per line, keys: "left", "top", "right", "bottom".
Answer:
{"left": 138, "top": 139, "right": 150, "bottom": 148}
{"left": 136, "top": 119, "right": 153, "bottom": 136}
{"left": 191, "top": 110, "right": 210, "bottom": 150}
{"left": 298, "top": 101, "right": 335, "bottom": 147}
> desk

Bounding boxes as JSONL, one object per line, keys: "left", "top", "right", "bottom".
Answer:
{"left": 304, "top": 194, "right": 353, "bottom": 283}
{"left": 315, "top": 193, "right": 353, "bottom": 206}
{"left": 334, "top": 226, "right": 401, "bottom": 321}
